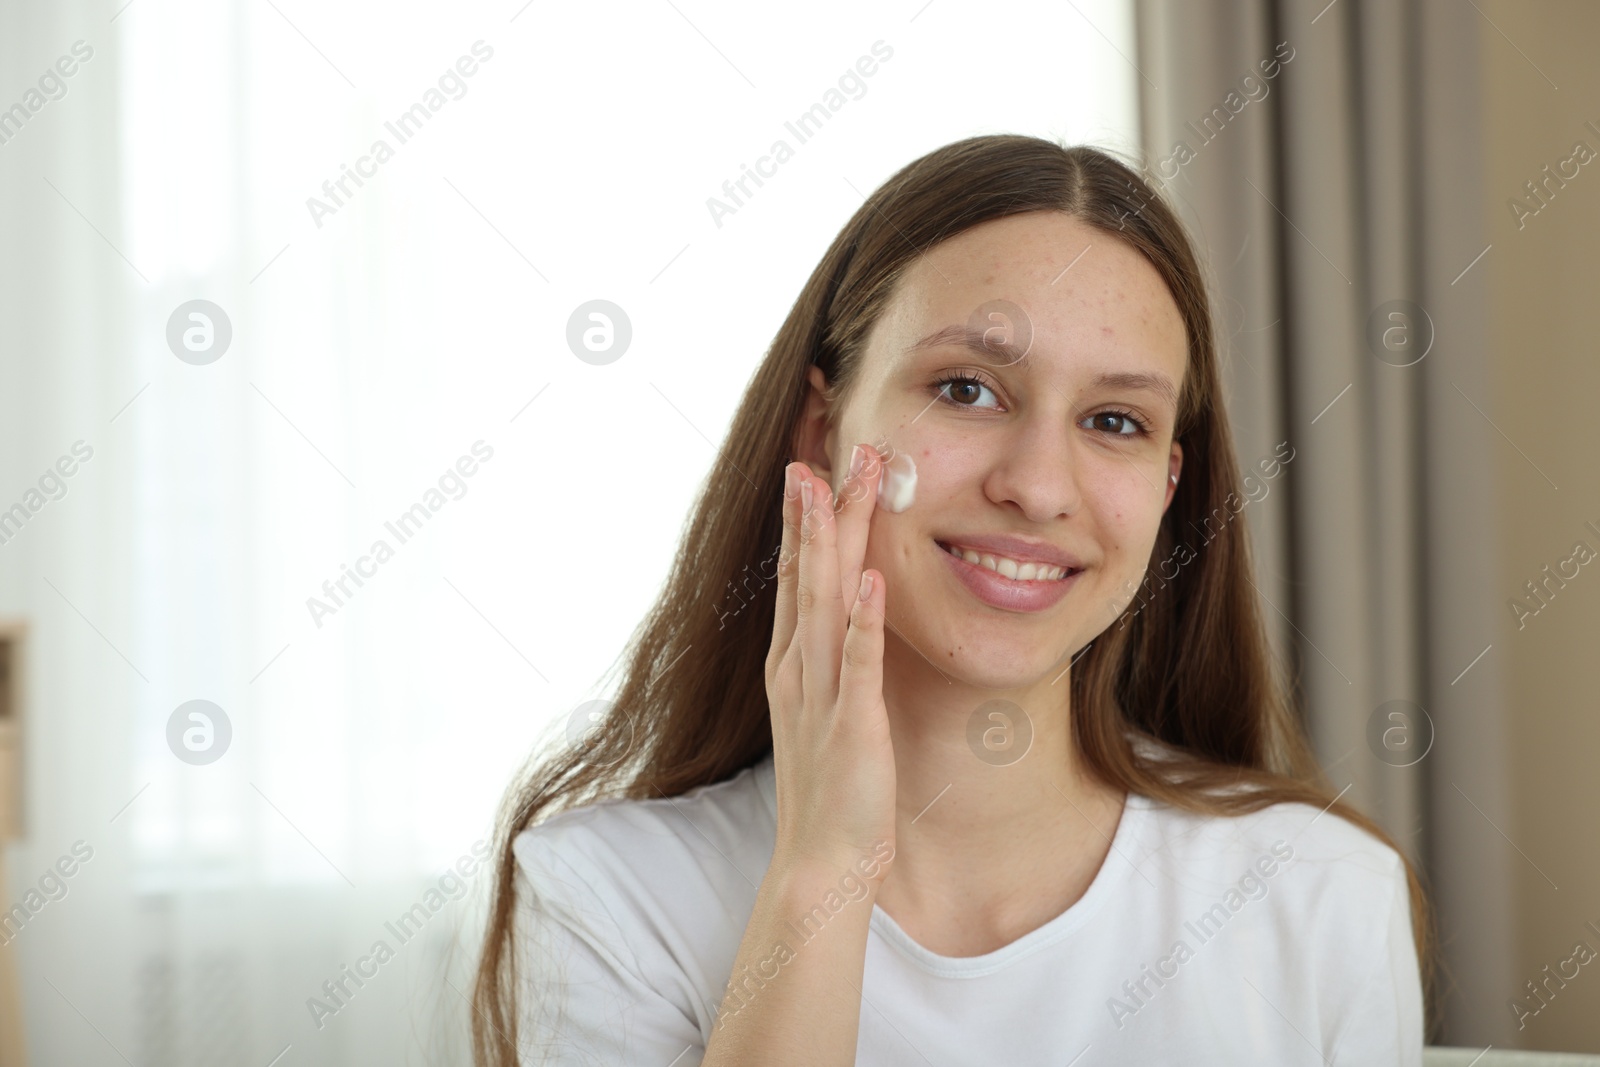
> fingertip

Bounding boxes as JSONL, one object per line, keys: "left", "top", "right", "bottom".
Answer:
{"left": 863, "top": 442, "right": 886, "bottom": 481}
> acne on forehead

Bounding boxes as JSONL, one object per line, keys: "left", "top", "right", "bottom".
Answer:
{"left": 872, "top": 222, "right": 1187, "bottom": 372}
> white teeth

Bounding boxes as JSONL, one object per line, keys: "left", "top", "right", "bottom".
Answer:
{"left": 943, "top": 543, "right": 1069, "bottom": 581}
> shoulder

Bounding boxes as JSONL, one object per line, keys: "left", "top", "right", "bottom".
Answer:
{"left": 1140, "top": 790, "right": 1404, "bottom": 871}
{"left": 1119, "top": 793, "right": 1422, "bottom": 1060}
{"left": 1128, "top": 788, "right": 1415, "bottom": 998}
{"left": 1136, "top": 791, "right": 1408, "bottom": 911}
{"left": 1124, "top": 737, "right": 1409, "bottom": 915}
{"left": 513, "top": 755, "right": 777, "bottom": 947}
{"left": 509, "top": 761, "right": 775, "bottom": 1057}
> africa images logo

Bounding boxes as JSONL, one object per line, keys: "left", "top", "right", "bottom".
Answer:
{"left": 1106, "top": 841, "right": 1295, "bottom": 1030}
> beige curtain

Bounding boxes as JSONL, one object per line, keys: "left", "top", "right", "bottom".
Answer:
{"left": 1137, "top": 0, "right": 1513, "bottom": 1046}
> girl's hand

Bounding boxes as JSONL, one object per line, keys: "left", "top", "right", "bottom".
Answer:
{"left": 764, "top": 444, "right": 896, "bottom": 883}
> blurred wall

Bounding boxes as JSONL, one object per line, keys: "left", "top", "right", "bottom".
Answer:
{"left": 1482, "top": 0, "right": 1600, "bottom": 1052}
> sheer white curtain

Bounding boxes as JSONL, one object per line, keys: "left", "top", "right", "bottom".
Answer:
{"left": 0, "top": 0, "right": 1138, "bottom": 1062}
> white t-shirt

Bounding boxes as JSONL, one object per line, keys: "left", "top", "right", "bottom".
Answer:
{"left": 511, "top": 752, "right": 1422, "bottom": 1066}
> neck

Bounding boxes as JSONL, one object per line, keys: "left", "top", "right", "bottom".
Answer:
{"left": 870, "top": 631, "right": 1126, "bottom": 952}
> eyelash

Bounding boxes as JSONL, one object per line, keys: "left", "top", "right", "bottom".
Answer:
{"left": 930, "top": 370, "right": 1154, "bottom": 437}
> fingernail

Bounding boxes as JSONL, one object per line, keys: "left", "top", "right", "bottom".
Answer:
{"left": 784, "top": 464, "right": 798, "bottom": 500}
{"left": 858, "top": 572, "right": 875, "bottom": 601}
{"left": 800, "top": 476, "right": 813, "bottom": 515}
{"left": 849, "top": 444, "right": 865, "bottom": 479}
{"left": 862, "top": 443, "right": 882, "bottom": 476}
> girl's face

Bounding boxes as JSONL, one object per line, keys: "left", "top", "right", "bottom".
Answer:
{"left": 809, "top": 210, "right": 1188, "bottom": 688}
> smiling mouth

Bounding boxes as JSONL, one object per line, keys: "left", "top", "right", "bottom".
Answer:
{"left": 936, "top": 541, "right": 1080, "bottom": 582}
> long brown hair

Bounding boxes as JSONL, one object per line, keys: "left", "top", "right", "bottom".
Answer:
{"left": 469, "top": 133, "right": 1435, "bottom": 1064}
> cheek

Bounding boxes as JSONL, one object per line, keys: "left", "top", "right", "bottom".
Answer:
{"left": 861, "top": 515, "right": 891, "bottom": 562}
{"left": 1086, "top": 469, "right": 1158, "bottom": 528}
{"left": 890, "top": 435, "right": 985, "bottom": 502}
{"left": 1082, "top": 468, "right": 1169, "bottom": 565}
{"left": 860, "top": 515, "right": 920, "bottom": 590}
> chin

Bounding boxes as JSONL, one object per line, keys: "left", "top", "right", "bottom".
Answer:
{"left": 889, "top": 608, "right": 1073, "bottom": 688}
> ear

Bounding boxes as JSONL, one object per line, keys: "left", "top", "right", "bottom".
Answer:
{"left": 791, "top": 364, "right": 840, "bottom": 485}
{"left": 1162, "top": 440, "right": 1183, "bottom": 513}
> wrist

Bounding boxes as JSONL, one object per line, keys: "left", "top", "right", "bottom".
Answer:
{"left": 765, "top": 841, "right": 894, "bottom": 903}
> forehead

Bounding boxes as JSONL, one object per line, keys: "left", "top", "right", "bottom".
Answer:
{"left": 866, "top": 210, "right": 1188, "bottom": 388}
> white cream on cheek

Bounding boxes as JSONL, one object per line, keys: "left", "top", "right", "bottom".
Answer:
{"left": 875, "top": 450, "right": 917, "bottom": 512}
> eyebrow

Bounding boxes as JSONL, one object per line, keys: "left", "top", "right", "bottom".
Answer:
{"left": 1091, "top": 370, "right": 1182, "bottom": 409}
{"left": 908, "top": 324, "right": 1027, "bottom": 363}
{"left": 906, "top": 325, "right": 1182, "bottom": 408}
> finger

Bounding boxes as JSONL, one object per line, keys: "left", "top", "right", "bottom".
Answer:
{"left": 836, "top": 568, "right": 886, "bottom": 721}
{"left": 796, "top": 465, "right": 845, "bottom": 710}
{"left": 769, "top": 462, "right": 802, "bottom": 669}
{"left": 833, "top": 443, "right": 883, "bottom": 601}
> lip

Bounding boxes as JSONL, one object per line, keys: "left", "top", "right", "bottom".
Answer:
{"left": 935, "top": 540, "right": 1083, "bottom": 613}
{"left": 934, "top": 533, "right": 1083, "bottom": 570}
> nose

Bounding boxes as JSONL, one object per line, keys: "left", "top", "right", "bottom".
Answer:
{"left": 982, "top": 407, "right": 1084, "bottom": 522}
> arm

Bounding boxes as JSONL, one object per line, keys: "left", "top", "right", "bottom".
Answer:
{"left": 702, "top": 854, "right": 881, "bottom": 1065}
{"left": 1326, "top": 852, "right": 1424, "bottom": 1067}
{"left": 514, "top": 855, "right": 707, "bottom": 1067}
{"left": 702, "top": 448, "right": 898, "bottom": 1065}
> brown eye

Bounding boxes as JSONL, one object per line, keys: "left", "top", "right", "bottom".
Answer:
{"left": 947, "top": 380, "right": 981, "bottom": 404}
{"left": 1083, "top": 411, "right": 1147, "bottom": 436}
{"left": 933, "top": 373, "right": 1000, "bottom": 410}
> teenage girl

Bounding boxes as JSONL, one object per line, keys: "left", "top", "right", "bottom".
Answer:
{"left": 471, "top": 133, "right": 1430, "bottom": 1067}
